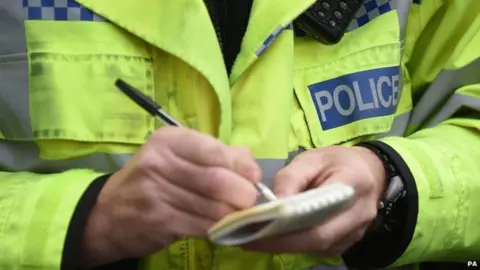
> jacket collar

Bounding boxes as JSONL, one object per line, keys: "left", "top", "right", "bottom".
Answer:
{"left": 77, "top": 0, "right": 315, "bottom": 82}
{"left": 76, "top": 0, "right": 314, "bottom": 140}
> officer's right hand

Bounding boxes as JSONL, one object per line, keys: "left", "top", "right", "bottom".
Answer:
{"left": 80, "top": 127, "right": 261, "bottom": 267}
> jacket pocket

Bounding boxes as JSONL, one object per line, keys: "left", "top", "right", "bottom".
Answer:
{"left": 24, "top": 21, "right": 154, "bottom": 159}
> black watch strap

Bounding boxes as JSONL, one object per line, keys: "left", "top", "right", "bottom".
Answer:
{"left": 357, "top": 143, "right": 407, "bottom": 232}
{"left": 359, "top": 142, "right": 398, "bottom": 178}
{"left": 344, "top": 141, "right": 418, "bottom": 269}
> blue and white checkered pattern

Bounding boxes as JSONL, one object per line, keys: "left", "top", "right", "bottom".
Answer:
{"left": 23, "top": 0, "right": 106, "bottom": 21}
{"left": 347, "top": 0, "right": 392, "bottom": 32}
{"left": 256, "top": 24, "right": 292, "bottom": 56}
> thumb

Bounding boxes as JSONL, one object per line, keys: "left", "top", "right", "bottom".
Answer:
{"left": 273, "top": 153, "right": 325, "bottom": 198}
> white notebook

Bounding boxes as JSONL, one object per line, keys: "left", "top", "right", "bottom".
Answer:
{"left": 208, "top": 183, "right": 355, "bottom": 245}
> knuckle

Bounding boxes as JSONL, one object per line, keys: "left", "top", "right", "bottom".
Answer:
{"left": 137, "top": 150, "right": 160, "bottom": 172}
{"left": 275, "top": 169, "right": 295, "bottom": 182}
{"left": 144, "top": 209, "right": 162, "bottom": 226}
{"left": 204, "top": 141, "right": 226, "bottom": 157}
{"left": 156, "top": 203, "right": 178, "bottom": 227}
{"left": 203, "top": 142, "right": 232, "bottom": 167}
{"left": 238, "top": 187, "right": 258, "bottom": 208}
{"left": 165, "top": 207, "right": 182, "bottom": 226}
{"left": 136, "top": 181, "right": 160, "bottom": 207}
{"left": 139, "top": 150, "right": 177, "bottom": 180}
{"left": 209, "top": 203, "right": 235, "bottom": 220}
{"left": 202, "top": 168, "right": 226, "bottom": 196}
{"left": 155, "top": 153, "right": 175, "bottom": 177}
{"left": 137, "top": 179, "right": 155, "bottom": 196}
{"left": 233, "top": 146, "right": 253, "bottom": 158}
{"left": 152, "top": 126, "right": 177, "bottom": 139}
{"left": 364, "top": 176, "right": 376, "bottom": 191}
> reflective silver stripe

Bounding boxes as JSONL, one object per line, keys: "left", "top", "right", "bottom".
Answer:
{"left": 0, "top": 139, "right": 302, "bottom": 181}
{"left": 391, "top": 0, "right": 413, "bottom": 41}
{"left": 254, "top": 151, "right": 304, "bottom": 204}
{"left": 0, "top": 140, "right": 130, "bottom": 173}
{"left": 257, "top": 148, "right": 307, "bottom": 192}
{"left": 427, "top": 94, "right": 480, "bottom": 128}
{"left": 256, "top": 158, "right": 286, "bottom": 191}
{"left": 286, "top": 147, "right": 306, "bottom": 165}
{"left": 0, "top": 1, "right": 32, "bottom": 139}
{"left": 409, "top": 58, "right": 480, "bottom": 128}
{"left": 377, "top": 111, "right": 411, "bottom": 138}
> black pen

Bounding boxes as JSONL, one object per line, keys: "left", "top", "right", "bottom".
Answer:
{"left": 115, "top": 79, "right": 184, "bottom": 127}
{"left": 114, "top": 79, "right": 277, "bottom": 201}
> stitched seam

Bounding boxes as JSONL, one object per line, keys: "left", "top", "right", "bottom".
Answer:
{"left": 0, "top": 53, "right": 28, "bottom": 64}
{"left": 29, "top": 52, "right": 151, "bottom": 62}
{"left": 276, "top": 255, "right": 288, "bottom": 270}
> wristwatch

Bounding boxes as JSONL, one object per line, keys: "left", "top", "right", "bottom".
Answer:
{"left": 344, "top": 142, "right": 415, "bottom": 268}
{"left": 357, "top": 143, "right": 408, "bottom": 233}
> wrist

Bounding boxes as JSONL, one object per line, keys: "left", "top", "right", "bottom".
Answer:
{"left": 353, "top": 146, "right": 388, "bottom": 200}
{"left": 81, "top": 206, "right": 113, "bottom": 267}
{"left": 80, "top": 177, "right": 124, "bottom": 267}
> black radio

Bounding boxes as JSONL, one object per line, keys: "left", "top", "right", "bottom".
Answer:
{"left": 294, "top": 0, "right": 366, "bottom": 45}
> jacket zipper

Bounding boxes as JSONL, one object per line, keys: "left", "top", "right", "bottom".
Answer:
{"left": 204, "top": 0, "right": 253, "bottom": 74}
{"left": 204, "top": 0, "right": 225, "bottom": 53}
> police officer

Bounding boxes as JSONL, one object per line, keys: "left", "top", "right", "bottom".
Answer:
{"left": 0, "top": 0, "right": 479, "bottom": 270}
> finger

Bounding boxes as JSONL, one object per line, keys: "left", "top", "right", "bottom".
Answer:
{"left": 230, "top": 146, "right": 262, "bottom": 183}
{"left": 152, "top": 127, "right": 225, "bottom": 166}
{"left": 158, "top": 202, "right": 216, "bottom": 239}
{"left": 155, "top": 150, "right": 258, "bottom": 209}
{"left": 243, "top": 201, "right": 362, "bottom": 254}
{"left": 273, "top": 152, "right": 331, "bottom": 197}
{"left": 310, "top": 200, "right": 375, "bottom": 252}
{"left": 152, "top": 128, "right": 258, "bottom": 179}
{"left": 155, "top": 173, "right": 238, "bottom": 221}
{"left": 314, "top": 228, "right": 368, "bottom": 258}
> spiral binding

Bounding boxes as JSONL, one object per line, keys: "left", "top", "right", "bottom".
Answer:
{"left": 290, "top": 184, "right": 354, "bottom": 216}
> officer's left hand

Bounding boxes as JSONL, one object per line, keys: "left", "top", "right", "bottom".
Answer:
{"left": 241, "top": 146, "right": 387, "bottom": 257}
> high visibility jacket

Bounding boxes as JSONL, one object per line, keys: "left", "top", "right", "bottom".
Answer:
{"left": 0, "top": 0, "right": 479, "bottom": 269}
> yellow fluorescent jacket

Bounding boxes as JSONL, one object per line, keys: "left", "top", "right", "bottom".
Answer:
{"left": 0, "top": 0, "right": 479, "bottom": 269}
